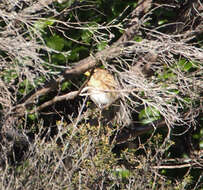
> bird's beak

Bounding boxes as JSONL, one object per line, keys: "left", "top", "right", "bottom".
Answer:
{"left": 84, "top": 71, "right": 90, "bottom": 76}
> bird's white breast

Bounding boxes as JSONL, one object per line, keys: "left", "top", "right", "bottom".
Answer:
{"left": 90, "top": 90, "right": 111, "bottom": 107}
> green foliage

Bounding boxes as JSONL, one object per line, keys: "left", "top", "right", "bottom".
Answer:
{"left": 139, "top": 106, "right": 161, "bottom": 124}
{"left": 153, "top": 7, "right": 176, "bottom": 26}
{"left": 51, "top": 53, "right": 67, "bottom": 65}
{"left": 193, "top": 128, "right": 203, "bottom": 149}
{"left": 178, "top": 59, "right": 194, "bottom": 72}
{"left": 2, "top": 69, "right": 18, "bottom": 83}
{"left": 134, "top": 36, "right": 143, "bottom": 42}
{"left": 68, "top": 46, "right": 89, "bottom": 61}
{"left": 112, "top": 168, "right": 131, "bottom": 179}
{"left": 158, "top": 19, "right": 168, "bottom": 25}
{"left": 157, "top": 66, "right": 176, "bottom": 81}
{"left": 34, "top": 18, "right": 55, "bottom": 32}
{"left": 61, "top": 81, "right": 72, "bottom": 91}
{"left": 46, "top": 34, "right": 65, "bottom": 51}
{"left": 81, "top": 30, "right": 93, "bottom": 45}
{"left": 19, "top": 79, "right": 33, "bottom": 95}
{"left": 0, "top": 0, "right": 202, "bottom": 189}
{"left": 28, "top": 113, "right": 38, "bottom": 121}
{"left": 97, "top": 41, "right": 108, "bottom": 51}
{"left": 175, "top": 175, "right": 193, "bottom": 190}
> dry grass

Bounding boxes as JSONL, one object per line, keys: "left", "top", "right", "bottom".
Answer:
{"left": 0, "top": 0, "right": 202, "bottom": 189}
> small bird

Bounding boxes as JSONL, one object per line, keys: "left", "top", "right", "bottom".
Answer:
{"left": 82, "top": 68, "right": 119, "bottom": 109}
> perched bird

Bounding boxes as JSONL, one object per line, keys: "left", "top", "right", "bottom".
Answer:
{"left": 82, "top": 68, "right": 119, "bottom": 109}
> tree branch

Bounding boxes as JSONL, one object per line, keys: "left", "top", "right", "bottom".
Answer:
{"left": 11, "top": 0, "right": 153, "bottom": 117}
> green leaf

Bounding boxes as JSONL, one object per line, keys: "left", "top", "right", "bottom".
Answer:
{"left": 52, "top": 53, "right": 66, "bottom": 65}
{"left": 178, "top": 59, "right": 193, "bottom": 71}
{"left": 34, "top": 76, "right": 46, "bottom": 85}
{"left": 19, "top": 79, "right": 33, "bottom": 94}
{"left": 134, "top": 36, "right": 143, "bottom": 42}
{"left": 199, "top": 141, "right": 203, "bottom": 149}
{"left": 46, "top": 35, "right": 65, "bottom": 51}
{"left": 158, "top": 67, "right": 176, "bottom": 80}
{"left": 193, "top": 129, "right": 203, "bottom": 140}
{"left": 163, "top": 72, "right": 175, "bottom": 80}
{"left": 97, "top": 41, "right": 108, "bottom": 51}
{"left": 113, "top": 168, "right": 131, "bottom": 179}
{"left": 161, "top": 169, "right": 166, "bottom": 174}
{"left": 183, "top": 97, "right": 191, "bottom": 103}
{"left": 133, "top": 2, "right": 138, "bottom": 8}
{"left": 81, "top": 30, "right": 92, "bottom": 44}
{"left": 28, "top": 113, "right": 37, "bottom": 121}
{"left": 183, "top": 62, "right": 193, "bottom": 71}
{"left": 68, "top": 46, "right": 89, "bottom": 61}
{"left": 167, "top": 89, "right": 179, "bottom": 96}
{"left": 140, "top": 117, "right": 160, "bottom": 125}
{"left": 68, "top": 50, "right": 79, "bottom": 61}
{"left": 158, "top": 19, "right": 168, "bottom": 25}
{"left": 139, "top": 106, "right": 161, "bottom": 124}
{"left": 3, "top": 70, "right": 18, "bottom": 83}
{"left": 61, "top": 81, "right": 72, "bottom": 91}
{"left": 34, "top": 18, "right": 55, "bottom": 31}
{"left": 144, "top": 21, "right": 151, "bottom": 26}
